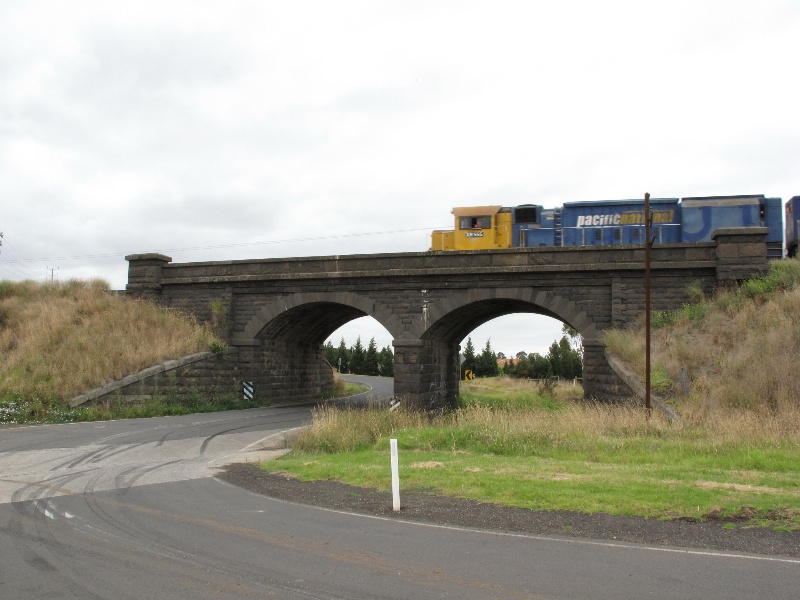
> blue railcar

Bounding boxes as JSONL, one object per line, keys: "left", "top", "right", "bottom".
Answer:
{"left": 786, "top": 196, "right": 800, "bottom": 257}
{"left": 681, "top": 195, "right": 783, "bottom": 258}
{"left": 512, "top": 204, "right": 557, "bottom": 247}
{"left": 560, "top": 198, "right": 680, "bottom": 247}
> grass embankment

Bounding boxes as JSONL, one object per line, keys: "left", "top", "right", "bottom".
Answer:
{"left": 0, "top": 279, "right": 224, "bottom": 424}
{"left": 264, "top": 261, "right": 800, "bottom": 529}
{"left": 603, "top": 258, "right": 800, "bottom": 416}
{"left": 0, "top": 278, "right": 368, "bottom": 425}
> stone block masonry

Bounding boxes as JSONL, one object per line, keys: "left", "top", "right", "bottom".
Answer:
{"left": 124, "top": 228, "right": 770, "bottom": 409}
{"left": 70, "top": 351, "right": 243, "bottom": 407}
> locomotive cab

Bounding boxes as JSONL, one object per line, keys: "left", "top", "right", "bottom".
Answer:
{"left": 431, "top": 206, "right": 513, "bottom": 250}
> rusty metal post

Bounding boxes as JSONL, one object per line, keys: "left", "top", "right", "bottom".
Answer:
{"left": 644, "top": 192, "right": 652, "bottom": 419}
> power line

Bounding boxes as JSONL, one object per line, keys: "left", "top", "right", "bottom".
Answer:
{"left": 0, "top": 233, "right": 46, "bottom": 279}
{"left": 1, "top": 226, "right": 447, "bottom": 264}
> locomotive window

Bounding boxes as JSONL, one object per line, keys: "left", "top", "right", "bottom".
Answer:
{"left": 515, "top": 207, "right": 538, "bottom": 224}
{"left": 459, "top": 216, "right": 491, "bottom": 229}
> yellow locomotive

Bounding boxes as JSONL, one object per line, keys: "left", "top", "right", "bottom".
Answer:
{"left": 430, "top": 205, "right": 514, "bottom": 251}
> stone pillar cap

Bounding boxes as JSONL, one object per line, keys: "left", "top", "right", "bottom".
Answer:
{"left": 125, "top": 253, "right": 173, "bottom": 262}
{"left": 712, "top": 227, "right": 768, "bottom": 239}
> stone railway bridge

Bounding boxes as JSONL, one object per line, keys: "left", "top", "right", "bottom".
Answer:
{"left": 125, "top": 228, "right": 769, "bottom": 409}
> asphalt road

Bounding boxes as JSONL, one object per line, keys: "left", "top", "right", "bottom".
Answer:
{"left": 333, "top": 374, "right": 395, "bottom": 406}
{"left": 1, "top": 380, "right": 798, "bottom": 599}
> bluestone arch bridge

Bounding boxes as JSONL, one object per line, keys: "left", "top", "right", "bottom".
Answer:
{"left": 126, "top": 228, "right": 769, "bottom": 408}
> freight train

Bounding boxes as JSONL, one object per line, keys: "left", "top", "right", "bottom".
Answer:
{"left": 431, "top": 194, "right": 785, "bottom": 259}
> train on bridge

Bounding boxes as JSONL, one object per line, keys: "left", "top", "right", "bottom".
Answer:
{"left": 432, "top": 194, "right": 794, "bottom": 260}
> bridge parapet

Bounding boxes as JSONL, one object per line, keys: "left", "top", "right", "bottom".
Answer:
{"left": 130, "top": 243, "right": 719, "bottom": 286}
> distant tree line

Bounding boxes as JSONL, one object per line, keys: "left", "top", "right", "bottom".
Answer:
{"left": 462, "top": 326, "right": 583, "bottom": 380}
{"left": 323, "top": 336, "right": 394, "bottom": 377}
{"left": 323, "top": 326, "right": 582, "bottom": 380}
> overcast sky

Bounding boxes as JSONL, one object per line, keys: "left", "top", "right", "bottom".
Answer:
{"left": 2, "top": 1, "right": 799, "bottom": 357}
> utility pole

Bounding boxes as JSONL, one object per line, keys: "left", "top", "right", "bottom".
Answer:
{"left": 47, "top": 266, "right": 59, "bottom": 282}
{"left": 644, "top": 193, "right": 653, "bottom": 419}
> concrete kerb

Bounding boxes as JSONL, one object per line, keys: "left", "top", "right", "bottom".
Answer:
{"left": 69, "top": 352, "right": 215, "bottom": 408}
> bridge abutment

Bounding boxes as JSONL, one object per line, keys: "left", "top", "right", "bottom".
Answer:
{"left": 231, "top": 339, "right": 335, "bottom": 404}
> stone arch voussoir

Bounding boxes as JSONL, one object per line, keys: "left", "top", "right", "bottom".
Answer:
{"left": 240, "top": 291, "right": 403, "bottom": 341}
{"left": 424, "top": 288, "right": 598, "bottom": 343}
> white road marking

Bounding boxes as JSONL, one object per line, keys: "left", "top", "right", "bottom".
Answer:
{"left": 234, "top": 484, "right": 800, "bottom": 566}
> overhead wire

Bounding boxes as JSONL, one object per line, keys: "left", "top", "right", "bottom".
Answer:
{"left": 6, "top": 226, "right": 448, "bottom": 263}
{"left": 0, "top": 225, "right": 450, "bottom": 280}
{"left": 0, "top": 234, "right": 42, "bottom": 280}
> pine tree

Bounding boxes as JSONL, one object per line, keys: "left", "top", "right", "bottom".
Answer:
{"left": 336, "top": 337, "right": 349, "bottom": 373}
{"left": 350, "top": 336, "right": 365, "bottom": 374}
{"left": 323, "top": 340, "right": 336, "bottom": 366}
{"left": 476, "top": 338, "right": 499, "bottom": 377}
{"left": 364, "top": 337, "right": 379, "bottom": 376}
{"left": 378, "top": 345, "right": 394, "bottom": 376}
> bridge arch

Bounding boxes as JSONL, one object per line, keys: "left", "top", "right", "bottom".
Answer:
{"left": 231, "top": 291, "right": 403, "bottom": 402}
{"left": 239, "top": 291, "right": 404, "bottom": 343}
{"left": 421, "top": 288, "right": 598, "bottom": 344}
{"left": 391, "top": 289, "right": 598, "bottom": 409}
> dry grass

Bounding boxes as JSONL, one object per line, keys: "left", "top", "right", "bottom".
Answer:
{"left": 602, "top": 259, "right": 800, "bottom": 419}
{"left": 0, "top": 279, "right": 220, "bottom": 399}
{"left": 454, "top": 401, "right": 800, "bottom": 448}
{"left": 293, "top": 404, "right": 430, "bottom": 453}
{"left": 293, "top": 378, "right": 800, "bottom": 459}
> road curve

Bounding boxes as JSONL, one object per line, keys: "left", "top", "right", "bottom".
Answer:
{"left": 335, "top": 374, "right": 394, "bottom": 405}
{"left": 1, "top": 396, "right": 798, "bottom": 599}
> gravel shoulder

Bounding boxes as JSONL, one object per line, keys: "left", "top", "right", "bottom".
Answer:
{"left": 217, "top": 462, "right": 800, "bottom": 559}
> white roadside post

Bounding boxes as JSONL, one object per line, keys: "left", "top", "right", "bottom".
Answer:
{"left": 390, "top": 438, "right": 400, "bottom": 511}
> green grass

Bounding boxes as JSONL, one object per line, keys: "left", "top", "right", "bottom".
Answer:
{"left": 261, "top": 380, "right": 800, "bottom": 529}
{"left": 266, "top": 444, "right": 800, "bottom": 524}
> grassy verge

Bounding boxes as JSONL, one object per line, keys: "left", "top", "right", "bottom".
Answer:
{"left": 1, "top": 378, "right": 371, "bottom": 426}
{"left": 0, "top": 392, "right": 270, "bottom": 425}
{"left": 262, "top": 378, "right": 800, "bottom": 530}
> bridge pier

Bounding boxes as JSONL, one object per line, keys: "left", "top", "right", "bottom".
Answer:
{"left": 393, "top": 339, "right": 460, "bottom": 410}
